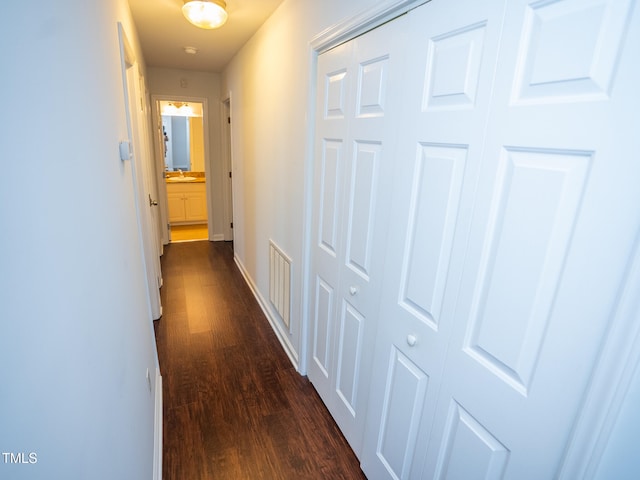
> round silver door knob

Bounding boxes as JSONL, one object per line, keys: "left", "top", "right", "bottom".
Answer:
{"left": 406, "top": 334, "right": 417, "bottom": 347}
{"left": 349, "top": 286, "right": 358, "bottom": 296}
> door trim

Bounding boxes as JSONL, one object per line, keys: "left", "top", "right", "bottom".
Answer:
{"left": 310, "top": 0, "right": 429, "bottom": 53}
{"left": 560, "top": 229, "right": 640, "bottom": 478}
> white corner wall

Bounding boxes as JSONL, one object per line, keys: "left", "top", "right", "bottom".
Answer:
{"left": 221, "top": 0, "right": 389, "bottom": 372}
{"left": 0, "top": 1, "right": 159, "bottom": 479}
{"left": 146, "top": 68, "right": 225, "bottom": 240}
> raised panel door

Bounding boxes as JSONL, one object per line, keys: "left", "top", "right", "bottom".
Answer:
{"left": 308, "top": 17, "right": 408, "bottom": 457}
{"left": 420, "top": 0, "right": 640, "bottom": 478}
{"left": 361, "top": 0, "right": 510, "bottom": 477}
{"left": 309, "top": 40, "right": 351, "bottom": 408}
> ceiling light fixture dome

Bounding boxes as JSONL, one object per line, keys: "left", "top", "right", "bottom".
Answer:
{"left": 182, "top": 0, "right": 228, "bottom": 30}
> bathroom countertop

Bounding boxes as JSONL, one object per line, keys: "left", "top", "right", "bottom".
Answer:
{"left": 165, "top": 177, "right": 206, "bottom": 184}
{"left": 165, "top": 171, "right": 206, "bottom": 184}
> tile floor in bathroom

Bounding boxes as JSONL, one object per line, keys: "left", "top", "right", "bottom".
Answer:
{"left": 170, "top": 224, "right": 208, "bottom": 242}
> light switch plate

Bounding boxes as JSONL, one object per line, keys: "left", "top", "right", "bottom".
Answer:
{"left": 119, "top": 141, "right": 132, "bottom": 161}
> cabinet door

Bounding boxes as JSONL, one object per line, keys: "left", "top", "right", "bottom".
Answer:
{"left": 184, "top": 187, "right": 207, "bottom": 222}
{"left": 167, "top": 192, "right": 186, "bottom": 223}
{"left": 308, "top": 16, "right": 408, "bottom": 457}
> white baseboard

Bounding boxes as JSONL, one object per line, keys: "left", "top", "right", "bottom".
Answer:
{"left": 153, "top": 368, "right": 163, "bottom": 480}
{"left": 233, "top": 254, "right": 300, "bottom": 370}
{"left": 212, "top": 234, "right": 225, "bottom": 241}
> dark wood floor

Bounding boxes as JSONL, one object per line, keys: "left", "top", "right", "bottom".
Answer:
{"left": 154, "top": 241, "right": 367, "bottom": 479}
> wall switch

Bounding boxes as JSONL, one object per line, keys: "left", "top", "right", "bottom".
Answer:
{"left": 119, "top": 141, "right": 132, "bottom": 161}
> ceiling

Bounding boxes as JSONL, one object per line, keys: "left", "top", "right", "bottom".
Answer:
{"left": 128, "top": 0, "right": 286, "bottom": 73}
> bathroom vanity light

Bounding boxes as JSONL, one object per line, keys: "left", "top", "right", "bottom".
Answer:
{"left": 162, "top": 102, "right": 195, "bottom": 117}
{"left": 182, "top": 0, "right": 228, "bottom": 29}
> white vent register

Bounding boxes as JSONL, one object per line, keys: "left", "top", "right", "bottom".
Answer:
{"left": 269, "top": 240, "right": 291, "bottom": 329}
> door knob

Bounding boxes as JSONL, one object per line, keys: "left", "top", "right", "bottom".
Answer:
{"left": 149, "top": 194, "right": 158, "bottom": 207}
{"left": 349, "top": 286, "right": 358, "bottom": 296}
{"left": 406, "top": 334, "right": 417, "bottom": 347}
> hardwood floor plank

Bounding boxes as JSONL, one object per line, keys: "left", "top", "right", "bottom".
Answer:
{"left": 156, "top": 241, "right": 366, "bottom": 479}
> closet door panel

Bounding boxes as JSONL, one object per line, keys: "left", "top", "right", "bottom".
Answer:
{"left": 432, "top": 400, "right": 509, "bottom": 480}
{"left": 361, "top": 0, "right": 510, "bottom": 477}
{"left": 309, "top": 15, "right": 409, "bottom": 458}
{"left": 400, "top": 143, "right": 468, "bottom": 328}
{"left": 335, "top": 300, "right": 365, "bottom": 412}
{"left": 333, "top": 17, "right": 410, "bottom": 457}
{"left": 318, "top": 140, "right": 343, "bottom": 257}
{"left": 423, "top": 22, "right": 487, "bottom": 111}
{"left": 464, "top": 148, "right": 590, "bottom": 391}
{"left": 357, "top": 56, "right": 389, "bottom": 117}
{"left": 421, "top": 0, "right": 640, "bottom": 478}
{"left": 311, "top": 276, "right": 335, "bottom": 379}
{"left": 325, "top": 69, "right": 348, "bottom": 117}
{"left": 308, "top": 42, "right": 352, "bottom": 404}
{"left": 375, "top": 346, "right": 430, "bottom": 480}
{"left": 345, "top": 141, "right": 381, "bottom": 279}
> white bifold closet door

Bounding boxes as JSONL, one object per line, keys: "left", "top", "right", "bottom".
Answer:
{"left": 307, "top": 16, "right": 408, "bottom": 457}
{"left": 361, "top": 0, "right": 640, "bottom": 479}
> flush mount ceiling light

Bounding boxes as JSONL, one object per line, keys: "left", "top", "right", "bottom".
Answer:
{"left": 182, "top": 0, "right": 228, "bottom": 30}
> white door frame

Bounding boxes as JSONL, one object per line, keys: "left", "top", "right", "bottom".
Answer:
{"left": 559, "top": 231, "right": 640, "bottom": 478}
{"left": 221, "top": 96, "right": 234, "bottom": 242}
{"left": 301, "top": 0, "right": 640, "bottom": 475}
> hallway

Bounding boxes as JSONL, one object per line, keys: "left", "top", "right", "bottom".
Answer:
{"left": 154, "top": 241, "right": 366, "bottom": 479}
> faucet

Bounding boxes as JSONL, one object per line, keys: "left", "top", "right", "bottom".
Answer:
{"left": 178, "top": 169, "right": 184, "bottom": 177}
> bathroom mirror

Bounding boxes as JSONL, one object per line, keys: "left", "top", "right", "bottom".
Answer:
{"left": 160, "top": 101, "right": 205, "bottom": 172}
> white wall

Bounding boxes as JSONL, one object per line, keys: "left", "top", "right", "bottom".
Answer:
{"left": 221, "top": 0, "right": 388, "bottom": 370}
{"left": 0, "top": 1, "right": 159, "bottom": 479}
{"left": 147, "top": 67, "right": 225, "bottom": 239}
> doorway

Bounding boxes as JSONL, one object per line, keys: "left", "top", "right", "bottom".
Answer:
{"left": 152, "top": 96, "right": 211, "bottom": 244}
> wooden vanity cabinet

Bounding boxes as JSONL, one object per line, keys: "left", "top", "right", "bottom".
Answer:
{"left": 166, "top": 182, "right": 207, "bottom": 224}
